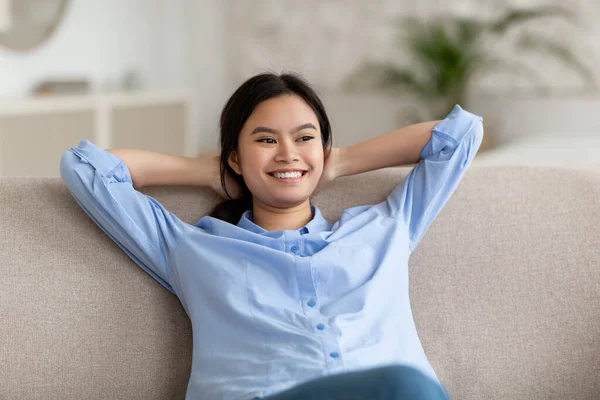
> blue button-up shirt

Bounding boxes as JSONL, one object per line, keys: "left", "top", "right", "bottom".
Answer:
{"left": 60, "top": 105, "right": 483, "bottom": 400}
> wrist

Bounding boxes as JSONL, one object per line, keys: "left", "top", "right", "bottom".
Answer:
{"left": 335, "top": 147, "right": 351, "bottom": 178}
{"left": 191, "top": 153, "right": 221, "bottom": 188}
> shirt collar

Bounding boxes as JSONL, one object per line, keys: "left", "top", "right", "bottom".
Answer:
{"left": 237, "top": 204, "right": 330, "bottom": 234}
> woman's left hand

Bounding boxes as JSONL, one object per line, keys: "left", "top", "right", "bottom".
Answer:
{"left": 313, "top": 147, "right": 342, "bottom": 196}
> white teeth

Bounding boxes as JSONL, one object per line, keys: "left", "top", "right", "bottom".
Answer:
{"left": 272, "top": 171, "right": 303, "bottom": 179}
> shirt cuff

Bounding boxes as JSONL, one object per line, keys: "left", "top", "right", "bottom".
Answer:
{"left": 420, "top": 104, "right": 484, "bottom": 159}
{"left": 69, "top": 140, "right": 131, "bottom": 181}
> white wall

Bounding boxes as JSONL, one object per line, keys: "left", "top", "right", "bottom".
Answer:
{"left": 2, "top": 0, "right": 599, "bottom": 155}
{"left": 225, "top": 0, "right": 600, "bottom": 94}
{"left": 221, "top": 0, "right": 600, "bottom": 150}
{"left": 0, "top": 0, "right": 188, "bottom": 98}
{"left": 183, "top": 0, "right": 229, "bottom": 153}
{"left": 0, "top": 0, "right": 230, "bottom": 156}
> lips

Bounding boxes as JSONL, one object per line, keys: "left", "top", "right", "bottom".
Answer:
{"left": 268, "top": 170, "right": 308, "bottom": 182}
{"left": 268, "top": 170, "right": 308, "bottom": 175}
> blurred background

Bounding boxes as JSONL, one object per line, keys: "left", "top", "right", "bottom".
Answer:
{"left": 1, "top": 0, "right": 599, "bottom": 178}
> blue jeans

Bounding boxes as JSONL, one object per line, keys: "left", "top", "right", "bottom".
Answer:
{"left": 253, "top": 365, "right": 452, "bottom": 400}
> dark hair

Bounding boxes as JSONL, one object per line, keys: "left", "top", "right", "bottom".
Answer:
{"left": 209, "top": 71, "right": 333, "bottom": 225}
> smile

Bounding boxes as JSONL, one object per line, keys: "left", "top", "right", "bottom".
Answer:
{"left": 268, "top": 171, "right": 308, "bottom": 183}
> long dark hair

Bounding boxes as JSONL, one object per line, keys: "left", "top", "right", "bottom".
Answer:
{"left": 209, "top": 71, "right": 333, "bottom": 225}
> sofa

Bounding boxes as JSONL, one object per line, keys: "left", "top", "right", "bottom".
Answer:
{"left": 1, "top": 165, "right": 599, "bottom": 399}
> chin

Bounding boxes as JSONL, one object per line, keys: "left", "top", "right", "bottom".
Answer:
{"left": 266, "top": 195, "right": 311, "bottom": 209}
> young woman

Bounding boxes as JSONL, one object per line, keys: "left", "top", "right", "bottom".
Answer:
{"left": 60, "top": 72, "right": 483, "bottom": 400}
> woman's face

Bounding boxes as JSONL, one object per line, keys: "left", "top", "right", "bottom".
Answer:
{"left": 228, "top": 94, "right": 324, "bottom": 209}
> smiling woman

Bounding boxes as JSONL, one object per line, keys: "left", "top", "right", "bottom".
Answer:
{"left": 209, "top": 72, "right": 334, "bottom": 231}
{"left": 60, "top": 68, "right": 480, "bottom": 399}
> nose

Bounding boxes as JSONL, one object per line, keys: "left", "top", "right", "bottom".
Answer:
{"left": 274, "top": 138, "right": 299, "bottom": 163}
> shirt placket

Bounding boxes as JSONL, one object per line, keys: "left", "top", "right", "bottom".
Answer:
{"left": 286, "top": 231, "right": 343, "bottom": 370}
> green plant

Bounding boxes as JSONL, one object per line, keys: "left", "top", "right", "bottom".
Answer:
{"left": 343, "top": 5, "right": 597, "bottom": 123}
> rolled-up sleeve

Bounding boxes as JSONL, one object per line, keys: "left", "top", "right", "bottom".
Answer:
{"left": 385, "top": 105, "right": 484, "bottom": 253}
{"left": 60, "top": 140, "right": 188, "bottom": 294}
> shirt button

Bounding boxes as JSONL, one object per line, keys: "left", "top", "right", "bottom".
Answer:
{"left": 307, "top": 299, "right": 316, "bottom": 307}
{"left": 329, "top": 352, "right": 340, "bottom": 359}
{"left": 316, "top": 323, "right": 325, "bottom": 331}
{"left": 290, "top": 245, "right": 299, "bottom": 253}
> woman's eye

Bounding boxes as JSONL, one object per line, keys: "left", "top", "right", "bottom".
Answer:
{"left": 257, "top": 136, "right": 314, "bottom": 144}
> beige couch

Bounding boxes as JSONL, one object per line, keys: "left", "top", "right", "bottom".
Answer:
{"left": 1, "top": 166, "right": 599, "bottom": 399}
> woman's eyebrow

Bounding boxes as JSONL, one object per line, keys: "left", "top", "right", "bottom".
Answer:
{"left": 250, "top": 123, "right": 317, "bottom": 135}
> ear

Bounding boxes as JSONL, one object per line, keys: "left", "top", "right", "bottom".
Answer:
{"left": 228, "top": 150, "right": 242, "bottom": 175}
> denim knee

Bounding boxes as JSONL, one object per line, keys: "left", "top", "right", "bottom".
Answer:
{"left": 375, "top": 365, "right": 449, "bottom": 400}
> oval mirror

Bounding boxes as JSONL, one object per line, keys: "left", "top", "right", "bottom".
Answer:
{"left": 0, "top": 0, "right": 69, "bottom": 51}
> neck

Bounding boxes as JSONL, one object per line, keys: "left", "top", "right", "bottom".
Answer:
{"left": 252, "top": 199, "right": 313, "bottom": 231}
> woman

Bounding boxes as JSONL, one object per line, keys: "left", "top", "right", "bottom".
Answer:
{"left": 60, "top": 72, "right": 483, "bottom": 400}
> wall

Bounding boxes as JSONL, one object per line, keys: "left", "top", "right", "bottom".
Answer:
{"left": 224, "top": 0, "right": 600, "bottom": 94}
{"left": 182, "top": 0, "right": 229, "bottom": 153}
{"left": 2, "top": 1, "right": 599, "bottom": 154}
{"left": 0, "top": 0, "right": 188, "bottom": 97}
{"left": 0, "top": 0, "right": 229, "bottom": 157}
{"left": 220, "top": 0, "right": 600, "bottom": 148}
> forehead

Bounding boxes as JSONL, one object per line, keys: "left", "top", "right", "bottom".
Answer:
{"left": 246, "top": 95, "right": 318, "bottom": 125}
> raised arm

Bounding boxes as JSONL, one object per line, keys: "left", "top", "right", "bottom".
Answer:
{"left": 105, "top": 147, "right": 220, "bottom": 189}
{"left": 60, "top": 140, "right": 217, "bottom": 294}
{"left": 334, "top": 105, "right": 484, "bottom": 252}
{"left": 336, "top": 120, "right": 441, "bottom": 177}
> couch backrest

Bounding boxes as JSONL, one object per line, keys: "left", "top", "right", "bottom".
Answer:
{"left": 1, "top": 166, "right": 599, "bottom": 400}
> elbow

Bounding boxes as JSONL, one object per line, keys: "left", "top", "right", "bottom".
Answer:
{"left": 59, "top": 150, "right": 75, "bottom": 182}
{"left": 476, "top": 119, "right": 484, "bottom": 138}
{"left": 464, "top": 121, "right": 484, "bottom": 165}
{"left": 59, "top": 149, "right": 85, "bottom": 191}
{"left": 473, "top": 120, "right": 485, "bottom": 150}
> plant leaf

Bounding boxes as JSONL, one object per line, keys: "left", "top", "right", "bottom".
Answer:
{"left": 455, "top": 18, "right": 485, "bottom": 48}
{"left": 341, "top": 61, "right": 430, "bottom": 96}
{"left": 515, "top": 32, "right": 597, "bottom": 87}
{"left": 488, "top": 5, "right": 577, "bottom": 35}
{"left": 402, "top": 20, "right": 473, "bottom": 96}
{"left": 475, "top": 56, "right": 547, "bottom": 91}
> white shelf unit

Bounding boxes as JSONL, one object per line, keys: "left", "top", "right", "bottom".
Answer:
{"left": 0, "top": 91, "right": 191, "bottom": 177}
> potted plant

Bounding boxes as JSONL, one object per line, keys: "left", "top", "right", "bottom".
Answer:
{"left": 343, "top": 5, "right": 597, "bottom": 151}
